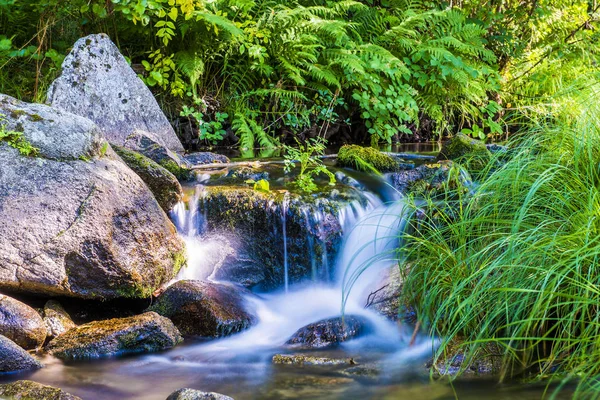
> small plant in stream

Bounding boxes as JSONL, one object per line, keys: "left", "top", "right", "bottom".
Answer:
{"left": 284, "top": 138, "right": 335, "bottom": 193}
{"left": 0, "top": 116, "right": 38, "bottom": 157}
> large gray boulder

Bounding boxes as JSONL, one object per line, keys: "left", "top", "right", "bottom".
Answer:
{"left": 0, "top": 95, "right": 186, "bottom": 299}
{"left": 0, "top": 335, "right": 43, "bottom": 373}
{"left": 47, "top": 311, "right": 182, "bottom": 359}
{"left": 0, "top": 380, "right": 81, "bottom": 400}
{"left": 47, "top": 33, "right": 184, "bottom": 153}
{"left": 0, "top": 294, "right": 47, "bottom": 350}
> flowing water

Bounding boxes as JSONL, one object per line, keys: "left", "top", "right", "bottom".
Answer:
{"left": 0, "top": 165, "right": 572, "bottom": 399}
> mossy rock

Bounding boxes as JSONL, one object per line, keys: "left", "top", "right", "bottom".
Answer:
{"left": 437, "top": 133, "right": 491, "bottom": 170}
{"left": 0, "top": 381, "right": 81, "bottom": 400}
{"left": 201, "top": 186, "right": 361, "bottom": 290}
{"left": 336, "top": 145, "right": 399, "bottom": 173}
{"left": 148, "top": 280, "right": 257, "bottom": 338}
{"left": 166, "top": 388, "right": 233, "bottom": 400}
{"left": 272, "top": 354, "right": 356, "bottom": 366}
{"left": 285, "top": 315, "right": 370, "bottom": 349}
{"left": 113, "top": 145, "right": 183, "bottom": 212}
{"left": 46, "top": 311, "right": 182, "bottom": 359}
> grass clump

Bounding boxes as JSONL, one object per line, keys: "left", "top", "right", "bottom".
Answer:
{"left": 337, "top": 145, "right": 398, "bottom": 173}
{"left": 402, "top": 83, "right": 600, "bottom": 397}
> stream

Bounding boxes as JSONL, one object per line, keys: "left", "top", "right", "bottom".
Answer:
{"left": 0, "top": 152, "right": 572, "bottom": 400}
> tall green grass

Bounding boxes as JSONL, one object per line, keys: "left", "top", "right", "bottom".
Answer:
{"left": 402, "top": 80, "right": 600, "bottom": 398}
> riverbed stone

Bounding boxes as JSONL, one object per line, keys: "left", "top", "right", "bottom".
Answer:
{"left": 0, "top": 294, "right": 46, "bottom": 350}
{"left": 0, "top": 335, "right": 43, "bottom": 373}
{"left": 184, "top": 152, "right": 229, "bottom": 165}
{"left": 428, "top": 339, "right": 503, "bottom": 377}
{"left": 149, "top": 280, "right": 256, "bottom": 338}
{"left": 437, "top": 133, "right": 491, "bottom": 170}
{"left": 337, "top": 145, "right": 399, "bottom": 172}
{"left": 0, "top": 96, "right": 186, "bottom": 299}
{"left": 47, "top": 34, "right": 184, "bottom": 153}
{"left": 166, "top": 388, "right": 234, "bottom": 400}
{"left": 0, "top": 380, "right": 80, "bottom": 400}
{"left": 113, "top": 145, "right": 182, "bottom": 212}
{"left": 272, "top": 354, "right": 356, "bottom": 366}
{"left": 47, "top": 312, "right": 182, "bottom": 359}
{"left": 202, "top": 186, "right": 361, "bottom": 290}
{"left": 285, "top": 315, "right": 370, "bottom": 349}
{"left": 43, "top": 300, "right": 77, "bottom": 339}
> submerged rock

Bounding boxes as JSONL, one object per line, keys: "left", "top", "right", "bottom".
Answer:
{"left": 113, "top": 145, "right": 182, "bottom": 212}
{"left": 388, "top": 162, "right": 452, "bottom": 195}
{"left": 337, "top": 145, "right": 399, "bottom": 172}
{"left": 47, "top": 34, "right": 184, "bottom": 153}
{"left": 166, "top": 388, "right": 234, "bottom": 400}
{"left": 428, "top": 339, "right": 502, "bottom": 377}
{"left": 285, "top": 315, "right": 370, "bottom": 349}
{"left": 43, "top": 300, "right": 77, "bottom": 339}
{"left": 437, "top": 133, "right": 491, "bottom": 170}
{"left": 0, "top": 95, "right": 186, "bottom": 299}
{"left": 0, "top": 335, "right": 42, "bottom": 373}
{"left": 184, "top": 152, "right": 229, "bottom": 165}
{"left": 47, "top": 311, "right": 182, "bottom": 359}
{"left": 339, "top": 363, "right": 381, "bottom": 378}
{"left": 0, "top": 294, "right": 46, "bottom": 350}
{"left": 149, "top": 280, "right": 256, "bottom": 338}
{"left": 202, "top": 187, "right": 360, "bottom": 290}
{"left": 272, "top": 354, "right": 356, "bottom": 366}
{"left": 0, "top": 380, "right": 80, "bottom": 400}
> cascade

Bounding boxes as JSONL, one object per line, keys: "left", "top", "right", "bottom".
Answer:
{"left": 164, "top": 174, "right": 423, "bottom": 359}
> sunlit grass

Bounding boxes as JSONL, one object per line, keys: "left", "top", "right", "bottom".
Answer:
{"left": 401, "top": 79, "right": 600, "bottom": 398}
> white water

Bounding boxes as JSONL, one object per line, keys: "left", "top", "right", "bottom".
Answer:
{"left": 165, "top": 180, "right": 431, "bottom": 362}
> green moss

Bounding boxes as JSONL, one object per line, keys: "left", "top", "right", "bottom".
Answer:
{"left": 114, "top": 145, "right": 182, "bottom": 212}
{"left": 336, "top": 145, "right": 398, "bottom": 173}
{"left": 171, "top": 248, "right": 186, "bottom": 277}
{"left": 0, "top": 380, "right": 80, "bottom": 400}
{"left": 437, "top": 133, "right": 491, "bottom": 170}
{"left": 9, "top": 109, "right": 25, "bottom": 119}
{"left": 100, "top": 142, "right": 109, "bottom": 157}
{"left": 159, "top": 159, "right": 191, "bottom": 181}
{"left": 29, "top": 113, "right": 43, "bottom": 122}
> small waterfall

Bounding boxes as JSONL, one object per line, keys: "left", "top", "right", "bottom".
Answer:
{"left": 169, "top": 185, "right": 231, "bottom": 282}
{"left": 282, "top": 193, "right": 289, "bottom": 292}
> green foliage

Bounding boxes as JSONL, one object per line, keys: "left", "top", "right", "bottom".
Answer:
{"left": 252, "top": 178, "right": 270, "bottom": 192}
{"left": 336, "top": 144, "right": 398, "bottom": 173}
{"left": 284, "top": 138, "right": 335, "bottom": 193}
{"left": 402, "top": 81, "right": 600, "bottom": 397}
{"left": 0, "top": 117, "right": 38, "bottom": 156}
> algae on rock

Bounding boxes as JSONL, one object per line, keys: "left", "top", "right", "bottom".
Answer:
{"left": 336, "top": 145, "right": 398, "bottom": 173}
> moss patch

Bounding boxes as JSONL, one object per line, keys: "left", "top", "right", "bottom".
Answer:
{"left": 336, "top": 145, "right": 398, "bottom": 173}
{"left": 159, "top": 159, "right": 191, "bottom": 181}
{"left": 437, "top": 133, "right": 491, "bottom": 170}
{"left": 0, "top": 381, "right": 81, "bottom": 400}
